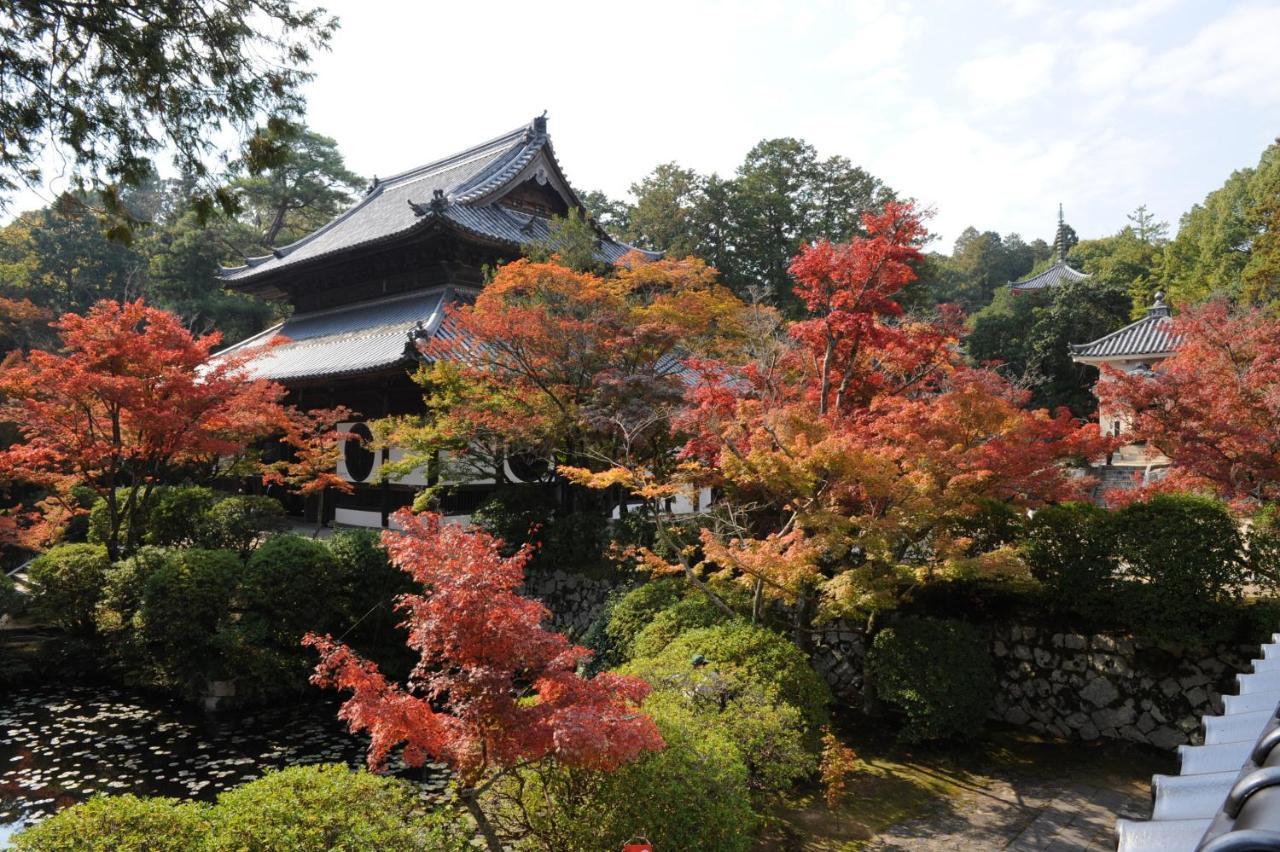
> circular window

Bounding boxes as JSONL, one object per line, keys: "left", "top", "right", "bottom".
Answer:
{"left": 343, "top": 422, "right": 376, "bottom": 482}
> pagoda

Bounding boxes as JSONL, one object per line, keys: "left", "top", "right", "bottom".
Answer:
{"left": 1010, "top": 205, "right": 1090, "bottom": 294}
{"left": 217, "top": 115, "right": 649, "bottom": 527}
{"left": 1069, "top": 292, "right": 1181, "bottom": 491}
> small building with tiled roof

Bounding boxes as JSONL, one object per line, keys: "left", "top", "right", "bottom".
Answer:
{"left": 1070, "top": 293, "right": 1181, "bottom": 488}
{"left": 1011, "top": 205, "right": 1090, "bottom": 294}
{"left": 217, "top": 115, "right": 650, "bottom": 527}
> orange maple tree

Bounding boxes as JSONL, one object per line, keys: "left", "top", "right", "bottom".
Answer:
{"left": 1100, "top": 301, "right": 1280, "bottom": 508}
{"left": 304, "top": 509, "right": 663, "bottom": 851}
{"left": 566, "top": 202, "right": 1107, "bottom": 633}
{"left": 383, "top": 253, "right": 747, "bottom": 506}
{"left": 0, "top": 299, "right": 287, "bottom": 558}
{"left": 263, "top": 405, "right": 362, "bottom": 535}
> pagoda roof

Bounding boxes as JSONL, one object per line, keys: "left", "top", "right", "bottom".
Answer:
{"left": 216, "top": 288, "right": 451, "bottom": 382}
{"left": 1069, "top": 295, "right": 1179, "bottom": 363}
{"left": 1010, "top": 260, "right": 1090, "bottom": 293}
{"left": 220, "top": 116, "right": 651, "bottom": 284}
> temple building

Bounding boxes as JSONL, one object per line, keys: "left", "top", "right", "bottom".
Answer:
{"left": 1010, "top": 206, "right": 1089, "bottom": 294}
{"left": 217, "top": 115, "right": 649, "bottom": 528}
{"left": 1070, "top": 292, "right": 1181, "bottom": 491}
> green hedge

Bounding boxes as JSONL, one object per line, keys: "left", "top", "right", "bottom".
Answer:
{"left": 201, "top": 496, "right": 288, "bottom": 559}
{"left": 867, "top": 617, "right": 995, "bottom": 743}
{"left": 26, "top": 543, "right": 111, "bottom": 635}
{"left": 622, "top": 623, "right": 832, "bottom": 739}
{"left": 12, "top": 794, "right": 208, "bottom": 852}
{"left": 203, "top": 764, "right": 470, "bottom": 852}
{"left": 490, "top": 694, "right": 756, "bottom": 852}
{"left": 14, "top": 765, "right": 470, "bottom": 852}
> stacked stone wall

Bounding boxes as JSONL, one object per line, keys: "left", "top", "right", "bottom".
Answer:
{"left": 528, "top": 582, "right": 1261, "bottom": 751}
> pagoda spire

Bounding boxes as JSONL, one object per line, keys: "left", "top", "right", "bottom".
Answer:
{"left": 1054, "top": 203, "right": 1070, "bottom": 263}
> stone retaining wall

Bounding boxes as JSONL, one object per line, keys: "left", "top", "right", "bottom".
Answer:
{"left": 528, "top": 581, "right": 1261, "bottom": 751}
{"left": 806, "top": 619, "right": 1260, "bottom": 751}
{"left": 524, "top": 569, "right": 618, "bottom": 638}
{"left": 988, "top": 625, "right": 1257, "bottom": 750}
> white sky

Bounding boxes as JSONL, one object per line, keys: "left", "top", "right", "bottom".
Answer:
{"left": 12, "top": 0, "right": 1280, "bottom": 250}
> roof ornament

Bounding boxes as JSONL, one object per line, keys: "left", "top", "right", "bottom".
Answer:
{"left": 533, "top": 111, "right": 547, "bottom": 136}
{"left": 1148, "top": 290, "right": 1173, "bottom": 319}
{"left": 366, "top": 175, "right": 380, "bottom": 195}
{"left": 407, "top": 190, "right": 449, "bottom": 218}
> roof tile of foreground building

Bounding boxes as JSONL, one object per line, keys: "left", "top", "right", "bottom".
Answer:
{"left": 216, "top": 288, "right": 449, "bottom": 381}
{"left": 219, "top": 115, "right": 650, "bottom": 283}
{"left": 1116, "top": 631, "right": 1280, "bottom": 851}
{"left": 1070, "top": 294, "right": 1179, "bottom": 362}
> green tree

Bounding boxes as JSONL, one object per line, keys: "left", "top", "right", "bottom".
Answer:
{"left": 930, "top": 227, "right": 1041, "bottom": 312}
{"left": 967, "top": 261, "right": 1132, "bottom": 415}
{"left": 623, "top": 162, "right": 706, "bottom": 259}
{"left": 0, "top": 197, "right": 147, "bottom": 314}
{"left": 1160, "top": 141, "right": 1280, "bottom": 307}
{"left": 577, "top": 189, "right": 631, "bottom": 236}
{"left": 235, "top": 125, "right": 364, "bottom": 246}
{"left": 0, "top": 1, "right": 336, "bottom": 220}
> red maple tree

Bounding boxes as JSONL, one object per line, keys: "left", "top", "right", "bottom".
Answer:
{"left": 0, "top": 299, "right": 287, "bottom": 558}
{"left": 305, "top": 509, "right": 663, "bottom": 850}
{"left": 567, "top": 202, "right": 1107, "bottom": 630}
{"left": 1100, "top": 301, "right": 1280, "bottom": 507}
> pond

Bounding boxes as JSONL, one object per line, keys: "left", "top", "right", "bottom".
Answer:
{"left": 0, "top": 685, "right": 447, "bottom": 847}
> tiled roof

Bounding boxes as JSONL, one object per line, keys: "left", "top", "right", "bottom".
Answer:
{"left": 220, "top": 116, "right": 652, "bottom": 283}
{"left": 1070, "top": 300, "right": 1179, "bottom": 361}
{"left": 1010, "top": 260, "right": 1090, "bottom": 293}
{"left": 217, "top": 289, "right": 448, "bottom": 381}
{"left": 1116, "top": 632, "right": 1280, "bottom": 851}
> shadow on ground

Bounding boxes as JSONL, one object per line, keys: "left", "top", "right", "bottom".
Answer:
{"left": 755, "top": 714, "right": 1173, "bottom": 851}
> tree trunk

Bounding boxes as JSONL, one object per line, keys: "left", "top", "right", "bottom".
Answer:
{"left": 460, "top": 792, "right": 504, "bottom": 852}
{"left": 313, "top": 489, "right": 325, "bottom": 538}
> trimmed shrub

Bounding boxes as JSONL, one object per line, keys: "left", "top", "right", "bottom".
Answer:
{"left": 13, "top": 794, "right": 208, "bottom": 852}
{"left": 648, "top": 670, "right": 815, "bottom": 791}
{"left": 1114, "top": 494, "right": 1247, "bottom": 644}
{"left": 201, "top": 495, "right": 288, "bottom": 558}
{"left": 241, "top": 535, "right": 343, "bottom": 645}
{"left": 604, "top": 579, "right": 685, "bottom": 660}
{"left": 1247, "top": 504, "right": 1280, "bottom": 594}
{"left": 14, "top": 767, "right": 471, "bottom": 852}
{"left": 145, "top": 486, "right": 220, "bottom": 547}
{"left": 204, "top": 764, "right": 470, "bottom": 852}
{"left": 867, "top": 616, "right": 995, "bottom": 743}
{"left": 631, "top": 593, "right": 740, "bottom": 660}
{"left": 25, "top": 543, "right": 110, "bottom": 634}
{"left": 1021, "top": 502, "right": 1119, "bottom": 615}
{"left": 134, "top": 549, "right": 240, "bottom": 690}
{"left": 489, "top": 694, "right": 756, "bottom": 852}
{"left": 622, "top": 623, "right": 832, "bottom": 739}
{"left": 946, "top": 498, "right": 1029, "bottom": 554}
{"left": 327, "top": 527, "right": 412, "bottom": 660}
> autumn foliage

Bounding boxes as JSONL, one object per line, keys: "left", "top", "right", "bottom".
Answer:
{"left": 386, "top": 253, "right": 748, "bottom": 490}
{"left": 305, "top": 509, "right": 662, "bottom": 849}
{"left": 0, "top": 299, "right": 286, "bottom": 557}
{"left": 1100, "top": 301, "right": 1280, "bottom": 507}
{"left": 567, "top": 202, "right": 1107, "bottom": 623}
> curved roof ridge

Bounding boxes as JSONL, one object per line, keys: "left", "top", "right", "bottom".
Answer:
{"left": 379, "top": 120, "right": 531, "bottom": 188}
{"left": 1069, "top": 312, "right": 1179, "bottom": 360}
